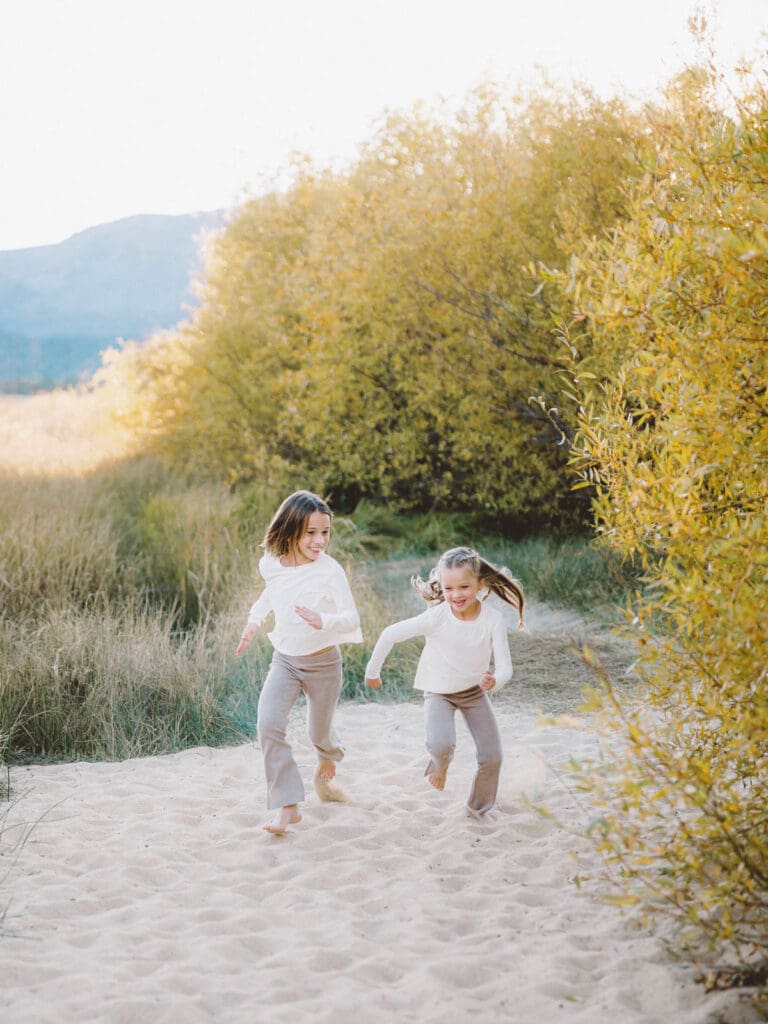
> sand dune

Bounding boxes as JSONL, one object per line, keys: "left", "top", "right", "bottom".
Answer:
{"left": 1, "top": 700, "right": 736, "bottom": 1023}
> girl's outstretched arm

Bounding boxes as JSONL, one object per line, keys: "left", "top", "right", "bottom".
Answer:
{"left": 246, "top": 587, "right": 273, "bottom": 627}
{"left": 364, "top": 609, "right": 432, "bottom": 685}
{"left": 236, "top": 587, "right": 274, "bottom": 656}
{"left": 489, "top": 616, "right": 513, "bottom": 691}
{"left": 236, "top": 623, "right": 260, "bottom": 657}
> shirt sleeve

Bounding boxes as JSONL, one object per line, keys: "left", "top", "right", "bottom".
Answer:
{"left": 489, "top": 613, "right": 513, "bottom": 691}
{"left": 364, "top": 609, "right": 434, "bottom": 679}
{"left": 246, "top": 587, "right": 273, "bottom": 627}
{"left": 318, "top": 564, "right": 361, "bottom": 634}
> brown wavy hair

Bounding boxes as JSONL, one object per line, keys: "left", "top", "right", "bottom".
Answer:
{"left": 411, "top": 546, "right": 525, "bottom": 627}
{"left": 262, "top": 490, "right": 333, "bottom": 557}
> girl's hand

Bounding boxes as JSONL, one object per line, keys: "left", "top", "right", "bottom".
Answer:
{"left": 365, "top": 677, "right": 382, "bottom": 689}
{"left": 479, "top": 671, "right": 496, "bottom": 692}
{"left": 236, "top": 624, "right": 259, "bottom": 657}
{"left": 295, "top": 605, "right": 322, "bottom": 630}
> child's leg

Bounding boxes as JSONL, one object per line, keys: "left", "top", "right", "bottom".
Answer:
{"left": 300, "top": 647, "right": 344, "bottom": 765}
{"left": 300, "top": 647, "right": 346, "bottom": 802}
{"left": 458, "top": 689, "right": 503, "bottom": 817}
{"left": 424, "top": 692, "right": 457, "bottom": 790}
{"left": 257, "top": 652, "right": 305, "bottom": 810}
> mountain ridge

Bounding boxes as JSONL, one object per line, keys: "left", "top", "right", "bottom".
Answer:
{"left": 0, "top": 210, "right": 226, "bottom": 390}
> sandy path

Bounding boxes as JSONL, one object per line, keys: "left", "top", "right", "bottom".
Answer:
{"left": 1, "top": 695, "right": 735, "bottom": 1024}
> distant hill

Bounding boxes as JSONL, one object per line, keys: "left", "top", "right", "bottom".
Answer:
{"left": 0, "top": 210, "right": 226, "bottom": 391}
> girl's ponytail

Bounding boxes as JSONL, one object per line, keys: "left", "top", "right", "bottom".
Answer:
{"left": 477, "top": 559, "right": 525, "bottom": 629}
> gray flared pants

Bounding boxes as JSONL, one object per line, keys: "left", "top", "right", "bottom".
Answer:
{"left": 257, "top": 646, "right": 344, "bottom": 809}
{"left": 424, "top": 685, "right": 503, "bottom": 816}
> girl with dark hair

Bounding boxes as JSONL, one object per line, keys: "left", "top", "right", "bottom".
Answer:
{"left": 236, "top": 490, "right": 362, "bottom": 834}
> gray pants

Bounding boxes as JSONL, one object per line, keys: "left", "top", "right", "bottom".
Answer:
{"left": 257, "top": 647, "right": 344, "bottom": 809}
{"left": 424, "top": 686, "right": 503, "bottom": 816}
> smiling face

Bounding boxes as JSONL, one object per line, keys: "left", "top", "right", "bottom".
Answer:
{"left": 439, "top": 564, "right": 482, "bottom": 620}
{"left": 291, "top": 510, "right": 331, "bottom": 565}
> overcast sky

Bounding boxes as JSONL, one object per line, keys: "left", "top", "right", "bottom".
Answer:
{"left": 1, "top": 0, "right": 766, "bottom": 250}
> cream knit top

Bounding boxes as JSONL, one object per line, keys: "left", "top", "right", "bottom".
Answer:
{"left": 364, "top": 600, "right": 512, "bottom": 694}
{"left": 247, "top": 552, "right": 363, "bottom": 656}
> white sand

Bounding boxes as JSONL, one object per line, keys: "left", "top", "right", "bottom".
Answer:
{"left": 1, "top": 701, "right": 735, "bottom": 1024}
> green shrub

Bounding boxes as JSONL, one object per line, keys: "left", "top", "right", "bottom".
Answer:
{"left": 564, "top": 66, "right": 768, "bottom": 963}
{"left": 0, "top": 607, "right": 257, "bottom": 760}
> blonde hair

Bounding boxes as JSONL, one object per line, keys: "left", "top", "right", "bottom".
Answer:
{"left": 412, "top": 546, "right": 525, "bottom": 628}
{"left": 262, "top": 490, "right": 332, "bottom": 557}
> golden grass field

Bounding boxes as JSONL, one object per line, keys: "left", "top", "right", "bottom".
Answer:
{"left": 0, "top": 388, "right": 136, "bottom": 476}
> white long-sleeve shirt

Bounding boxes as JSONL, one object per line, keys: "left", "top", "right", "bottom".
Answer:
{"left": 364, "top": 600, "right": 513, "bottom": 694}
{"left": 247, "top": 552, "right": 363, "bottom": 656}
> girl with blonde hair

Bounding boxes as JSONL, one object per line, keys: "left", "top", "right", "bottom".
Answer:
{"left": 365, "top": 546, "right": 524, "bottom": 819}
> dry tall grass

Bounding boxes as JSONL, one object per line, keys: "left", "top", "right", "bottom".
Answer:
{"left": 0, "top": 390, "right": 628, "bottom": 764}
{"left": 0, "top": 392, "right": 417, "bottom": 760}
{"left": 0, "top": 387, "right": 137, "bottom": 477}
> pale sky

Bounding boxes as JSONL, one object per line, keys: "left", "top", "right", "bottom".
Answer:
{"left": 1, "top": 0, "right": 766, "bottom": 251}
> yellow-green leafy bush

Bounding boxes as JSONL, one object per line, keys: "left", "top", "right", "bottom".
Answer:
{"left": 107, "top": 85, "right": 647, "bottom": 527}
{"left": 567, "top": 67, "right": 768, "bottom": 959}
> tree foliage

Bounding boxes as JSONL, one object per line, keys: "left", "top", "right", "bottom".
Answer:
{"left": 566, "top": 65, "right": 768, "bottom": 959}
{"left": 108, "top": 84, "right": 646, "bottom": 526}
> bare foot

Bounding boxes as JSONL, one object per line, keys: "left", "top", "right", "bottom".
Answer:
{"left": 262, "top": 805, "right": 302, "bottom": 835}
{"left": 427, "top": 768, "right": 448, "bottom": 791}
{"left": 314, "top": 769, "right": 348, "bottom": 803}
{"left": 317, "top": 758, "right": 336, "bottom": 781}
